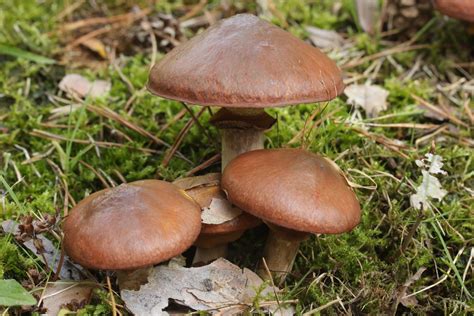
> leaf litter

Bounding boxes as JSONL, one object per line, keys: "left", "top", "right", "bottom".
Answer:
{"left": 121, "top": 258, "right": 294, "bottom": 315}
{"left": 59, "top": 74, "right": 111, "bottom": 99}
{"left": 344, "top": 83, "right": 389, "bottom": 117}
{"left": 410, "top": 153, "right": 448, "bottom": 210}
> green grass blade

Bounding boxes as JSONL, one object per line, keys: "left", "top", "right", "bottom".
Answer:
{"left": 0, "top": 44, "right": 56, "bottom": 64}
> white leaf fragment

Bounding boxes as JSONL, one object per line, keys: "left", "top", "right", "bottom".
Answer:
{"left": 59, "top": 74, "right": 111, "bottom": 98}
{"left": 201, "top": 198, "right": 242, "bottom": 225}
{"left": 410, "top": 154, "right": 448, "bottom": 210}
{"left": 121, "top": 258, "right": 293, "bottom": 316}
{"left": 415, "top": 153, "right": 447, "bottom": 175}
{"left": 344, "top": 84, "right": 389, "bottom": 117}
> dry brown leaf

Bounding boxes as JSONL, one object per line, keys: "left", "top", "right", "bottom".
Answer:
{"left": 80, "top": 38, "right": 108, "bottom": 59}
{"left": 395, "top": 267, "right": 426, "bottom": 308}
{"left": 173, "top": 173, "right": 220, "bottom": 190}
{"left": 59, "top": 74, "right": 111, "bottom": 99}
{"left": 305, "top": 26, "right": 345, "bottom": 49}
{"left": 40, "top": 282, "right": 97, "bottom": 315}
{"left": 201, "top": 198, "right": 242, "bottom": 224}
{"left": 121, "top": 258, "right": 293, "bottom": 315}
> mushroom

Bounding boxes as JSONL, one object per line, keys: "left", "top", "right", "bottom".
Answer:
{"left": 434, "top": 0, "right": 474, "bottom": 22}
{"left": 173, "top": 173, "right": 261, "bottom": 264}
{"left": 63, "top": 180, "right": 201, "bottom": 289}
{"left": 147, "top": 13, "right": 343, "bottom": 168}
{"left": 221, "top": 148, "right": 361, "bottom": 282}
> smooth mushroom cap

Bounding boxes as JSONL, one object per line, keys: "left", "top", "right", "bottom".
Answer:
{"left": 435, "top": 0, "right": 474, "bottom": 22}
{"left": 63, "top": 180, "right": 202, "bottom": 270}
{"left": 221, "top": 149, "right": 361, "bottom": 234}
{"left": 148, "top": 14, "right": 344, "bottom": 108}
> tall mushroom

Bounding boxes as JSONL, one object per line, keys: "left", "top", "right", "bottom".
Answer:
{"left": 434, "top": 0, "right": 474, "bottom": 22}
{"left": 147, "top": 13, "right": 344, "bottom": 168}
{"left": 63, "top": 180, "right": 201, "bottom": 288}
{"left": 174, "top": 173, "right": 261, "bottom": 264}
{"left": 221, "top": 148, "right": 361, "bottom": 282}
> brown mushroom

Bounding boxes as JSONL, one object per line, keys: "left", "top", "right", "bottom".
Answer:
{"left": 63, "top": 180, "right": 201, "bottom": 288}
{"left": 434, "top": 0, "right": 474, "bottom": 22}
{"left": 148, "top": 13, "right": 344, "bottom": 167}
{"left": 221, "top": 148, "right": 361, "bottom": 282}
{"left": 173, "top": 173, "right": 261, "bottom": 264}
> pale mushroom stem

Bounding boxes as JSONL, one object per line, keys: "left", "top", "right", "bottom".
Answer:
{"left": 257, "top": 225, "right": 310, "bottom": 284}
{"left": 192, "top": 108, "right": 270, "bottom": 264}
{"left": 192, "top": 244, "right": 228, "bottom": 265}
{"left": 258, "top": 230, "right": 301, "bottom": 282}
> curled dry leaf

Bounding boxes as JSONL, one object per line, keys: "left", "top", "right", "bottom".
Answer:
{"left": 59, "top": 74, "right": 111, "bottom": 99}
{"left": 305, "top": 26, "right": 345, "bottom": 49}
{"left": 173, "top": 173, "right": 220, "bottom": 191}
{"left": 394, "top": 267, "right": 426, "bottom": 308}
{"left": 40, "top": 282, "right": 97, "bottom": 315}
{"left": 121, "top": 258, "right": 293, "bottom": 315}
{"left": 345, "top": 84, "right": 389, "bottom": 118}
{"left": 201, "top": 198, "right": 242, "bottom": 225}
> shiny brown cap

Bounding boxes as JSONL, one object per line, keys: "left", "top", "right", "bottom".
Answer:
{"left": 435, "top": 0, "right": 474, "bottom": 22}
{"left": 148, "top": 14, "right": 344, "bottom": 108}
{"left": 221, "top": 149, "right": 361, "bottom": 234}
{"left": 63, "top": 180, "right": 201, "bottom": 270}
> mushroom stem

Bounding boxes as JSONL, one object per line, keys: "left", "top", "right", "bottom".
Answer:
{"left": 192, "top": 244, "right": 228, "bottom": 265}
{"left": 191, "top": 108, "right": 275, "bottom": 264}
{"left": 259, "top": 232, "right": 300, "bottom": 283}
{"left": 257, "top": 224, "right": 310, "bottom": 284}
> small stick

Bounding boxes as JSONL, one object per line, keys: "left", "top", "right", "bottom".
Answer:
{"left": 106, "top": 274, "right": 118, "bottom": 316}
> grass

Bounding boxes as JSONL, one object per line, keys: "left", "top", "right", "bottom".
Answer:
{"left": 0, "top": 0, "right": 473, "bottom": 314}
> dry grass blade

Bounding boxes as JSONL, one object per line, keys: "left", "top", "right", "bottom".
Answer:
{"left": 185, "top": 153, "right": 221, "bottom": 176}
{"left": 86, "top": 105, "right": 168, "bottom": 147}
{"left": 61, "top": 9, "right": 151, "bottom": 32}
{"left": 162, "top": 107, "right": 206, "bottom": 167}
{"left": 352, "top": 127, "right": 410, "bottom": 159}
{"left": 342, "top": 44, "right": 430, "bottom": 69}
{"left": 412, "top": 94, "right": 467, "bottom": 127}
{"left": 160, "top": 108, "right": 187, "bottom": 133}
{"left": 79, "top": 160, "right": 111, "bottom": 188}
{"left": 30, "top": 129, "right": 161, "bottom": 155}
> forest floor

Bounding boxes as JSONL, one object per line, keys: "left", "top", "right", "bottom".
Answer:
{"left": 0, "top": 0, "right": 472, "bottom": 315}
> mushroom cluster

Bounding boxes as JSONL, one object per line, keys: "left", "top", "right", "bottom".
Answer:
{"left": 63, "top": 13, "right": 361, "bottom": 291}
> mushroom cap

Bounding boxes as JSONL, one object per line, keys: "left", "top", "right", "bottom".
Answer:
{"left": 63, "top": 180, "right": 201, "bottom": 270}
{"left": 221, "top": 149, "right": 361, "bottom": 234}
{"left": 435, "top": 0, "right": 474, "bottom": 22}
{"left": 148, "top": 14, "right": 344, "bottom": 108}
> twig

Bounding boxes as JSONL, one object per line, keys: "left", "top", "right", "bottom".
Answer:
{"left": 162, "top": 108, "right": 206, "bottom": 167}
{"left": 185, "top": 153, "right": 221, "bottom": 176}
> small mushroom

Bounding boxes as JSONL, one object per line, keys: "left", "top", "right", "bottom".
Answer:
{"left": 174, "top": 174, "right": 261, "bottom": 264}
{"left": 63, "top": 180, "right": 201, "bottom": 289}
{"left": 147, "top": 13, "right": 344, "bottom": 168}
{"left": 221, "top": 148, "right": 361, "bottom": 282}
{"left": 434, "top": 0, "right": 474, "bottom": 22}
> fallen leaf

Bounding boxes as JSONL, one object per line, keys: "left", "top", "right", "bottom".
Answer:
{"left": 59, "top": 74, "right": 111, "bottom": 98}
{"left": 1, "top": 220, "right": 85, "bottom": 280}
{"left": 201, "top": 198, "right": 242, "bottom": 225}
{"left": 395, "top": 267, "right": 426, "bottom": 308}
{"left": 80, "top": 38, "right": 108, "bottom": 59}
{"left": 355, "top": 0, "right": 380, "bottom": 35}
{"left": 415, "top": 153, "right": 447, "bottom": 175}
{"left": 121, "top": 258, "right": 292, "bottom": 315}
{"left": 305, "top": 26, "right": 345, "bottom": 49}
{"left": 40, "top": 281, "right": 97, "bottom": 315}
{"left": 345, "top": 84, "right": 389, "bottom": 117}
{"left": 410, "top": 154, "right": 448, "bottom": 210}
{"left": 173, "top": 173, "right": 220, "bottom": 190}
